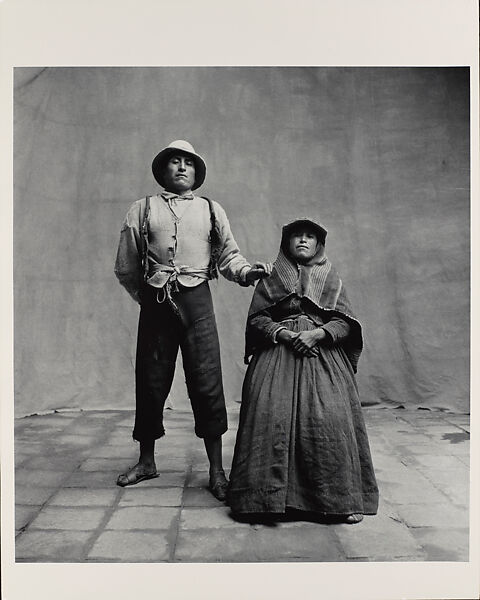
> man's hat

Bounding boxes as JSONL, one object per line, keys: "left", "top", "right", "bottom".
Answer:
{"left": 152, "top": 140, "right": 207, "bottom": 190}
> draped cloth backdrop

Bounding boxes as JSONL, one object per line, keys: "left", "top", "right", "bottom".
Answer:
{"left": 13, "top": 67, "right": 470, "bottom": 417}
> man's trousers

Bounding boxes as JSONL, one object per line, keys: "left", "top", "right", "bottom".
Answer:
{"left": 132, "top": 281, "right": 228, "bottom": 441}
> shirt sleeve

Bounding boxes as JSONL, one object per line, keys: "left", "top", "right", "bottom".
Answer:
{"left": 213, "top": 201, "right": 252, "bottom": 286}
{"left": 114, "top": 199, "right": 144, "bottom": 303}
{"left": 321, "top": 314, "right": 351, "bottom": 344}
{"left": 249, "top": 311, "right": 287, "bottom": 344}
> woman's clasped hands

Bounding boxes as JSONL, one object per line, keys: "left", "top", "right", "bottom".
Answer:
{"left": 277, "top": 328, "right": 327, "bottom": 357}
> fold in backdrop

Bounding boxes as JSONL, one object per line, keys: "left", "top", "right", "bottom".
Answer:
{"left": 13, "top": 67, "right": 470, "bottom": 418}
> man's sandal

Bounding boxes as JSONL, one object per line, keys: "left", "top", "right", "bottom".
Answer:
{"left": 209, "top": 471, "right": 229, "bottom": 502}
{"left": 116, "top": 464, "right": 158, "bottom": 487}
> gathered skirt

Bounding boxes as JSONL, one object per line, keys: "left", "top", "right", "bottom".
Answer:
{"left": 228, "top": 316, "right": 379, "bottom": 516}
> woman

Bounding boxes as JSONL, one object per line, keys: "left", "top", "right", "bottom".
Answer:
{"left": 227, "top": 218, "right": 378, "bottom": 523}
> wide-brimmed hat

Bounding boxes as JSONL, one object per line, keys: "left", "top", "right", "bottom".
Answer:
{"left": 281, "top": 218, "right": 328, "bottom": 249}
{"left": 152, "top": 140, "right": 207, "bottom": 190}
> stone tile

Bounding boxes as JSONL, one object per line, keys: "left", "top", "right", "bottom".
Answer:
{"left": 65, "top": 470, "right": 120, "bottom": 488}
{"left": 21, "top": 455, "right": 82, "bottom": 471}
{"left": 103, "top": 436, "right": 134, "bottom": 447}
{"left": 119, "top": 487, "right": 183, "bottom": 507}
{"left": 79, "top": 458, "right": 136, "bottom": 472}
{"left": 163, "top": 420, "right": 195, "bottom": 430}
{"left": 15, "top": 505, "right": 42, "bottom": 530}
{"left": 189, "top": 453, "right": 210, "bottom": 469}
{"left": 105, "top": 506, "right": 178, "bottom": 530}
{"left": 92, "top": 445, "right": 138, "bottom": 459}
{"left": 333, "top": 513, "right": 425, "bottom": 561}
{"left": 183, "top": 487, "right": 224, "bottom": 508}
{"left": 249, "top": 525, "right": 344, "bottom": 561}
{"left": 29, "top": 507, "right": 107, "bottom": 531}
{"left": 155, "top": 445, "right": 191, "bottom": 459}
{"left": 398, "top": 412, "right": 449, "bottom": 425}
{"left": 55, "top": 434, "right": 99, "bottom": 448}
{"left": 455, "top": 455, "right": 470, "bottom": 467}
{"left": 48, "top": 488, "right": 119, "bottom": 507}
{"left": 14, "top": 435, "right": 58, "bottom": 448}
{"left": 415, "top": 454, "right": 465, "bottom": 473}
{"left": 175, "top": 529, "right": 252, "bottom": 562}
{"left": 88, "top": 531, "right": 170, "bottom": 561}
{"left": 159, "top": 432, "right": 192, "bottom": 443}
{"left": 434, "top": 443, "right": 470, "bottom": 456}
{"left": 14, "top": 441, "right": 52, "bottom": 455}
{"left": 401, "top": 454, "right": 466, "bottom": 470}
{"left": 15, "top": 529, "right": 91, "bottom": 561}
{"left": 164, "top": 411, "right": 194, "bottom": 421}
{"left": 32, "top": 418, "right": 76, "bottom": 430}
{"left": 66, "top": 423, "right": 111, "bottom": 436}
{"left": 84, "top": 410, "right": 125, "bottom": 418}
{"left": 443, "top": 419, "right": 470, "bottom": 433}
{"left": 440, "top": 484, "right": 469, "bottom": 508}
{"left": 420, "top": 467, "right": 469, "bottom": 486}
{"left": 157, "top": 441, "right": 193, "bottom": 454}
{"left": 15, "top": 484, "right": 55, "bottom": 506}
{"left": 375, "top": 464, "right": 433, "bottom": 486}
{"left": 389, "top": 434, "right": 440, "bottom": 446}
{"left": 141, "top": 472, "right": 187, "bottom": 488}
{"left": 186, "top": 471, "right": 209, "bottom": 488}
{"left": 180, "top": 507, "right": 249, "bottom": 530}
{"left": 380, "top": 480, "right": 449, "bottom": 505}
{"left": 114, "top": 416, "right": 136, "bottom": 427}
{"left": 409, "top": 527, "right": 469, "bottom": 561}
{"left": 159, "top": 456, "right": 190, "bottom": 469}
{"left": 395, "top": 503, "right": 469, "bottom": 528}
{"left": 368, "top": 454, "right": 409, "bottom": 473}
{"left": 15, "top": 469, "right": 70, "bottom": 488}
{"left": 423, "top": 432, "right": 470, "bottom": 448}
{"left": 391, "top": 443, "right": 446, "bottom": 457}
{"left": 413, "top": 424, "right": 466, "bottom": 434}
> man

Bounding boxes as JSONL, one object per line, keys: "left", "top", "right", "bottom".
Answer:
{"left": 114, "top": 140, "right": 271, "bottom": 500}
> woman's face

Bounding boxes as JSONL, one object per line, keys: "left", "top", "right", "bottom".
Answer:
{"left": 289, "top": 229, "right": 319, "bottom": 262}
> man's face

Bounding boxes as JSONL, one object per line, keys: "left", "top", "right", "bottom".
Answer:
{"left": 289, "top": 228, "right": 319, "bottom": 263}
{"left": 162, "top": 153, "right": 196, "bottom": 193}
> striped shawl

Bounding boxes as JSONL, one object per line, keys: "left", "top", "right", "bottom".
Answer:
{"left": 245, "top": 245, "right": 364, "bottom": 373}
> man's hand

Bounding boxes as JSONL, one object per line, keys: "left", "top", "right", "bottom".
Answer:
{"left": 245, "top": 261, "right": 273, "bottom": 284}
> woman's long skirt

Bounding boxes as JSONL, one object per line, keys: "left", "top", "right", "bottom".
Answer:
{"left": 228, "top": 317, "right": 379, "bottom": 516}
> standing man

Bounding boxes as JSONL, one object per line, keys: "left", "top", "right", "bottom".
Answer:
{"left": 114, "top": 140, "right": 271, "bottom": 500}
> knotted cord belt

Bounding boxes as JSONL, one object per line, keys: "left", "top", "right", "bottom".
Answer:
{"left": 147, "top": 263, "right": 210, "bottom": 317}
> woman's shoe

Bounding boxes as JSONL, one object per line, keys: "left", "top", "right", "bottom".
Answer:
{"left": 345, "top": 513, "right": 364, "bottom": 524}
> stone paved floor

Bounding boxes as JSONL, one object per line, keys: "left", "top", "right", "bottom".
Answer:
{"left": 14, "top": 406, "right": 470, "bottom": 562}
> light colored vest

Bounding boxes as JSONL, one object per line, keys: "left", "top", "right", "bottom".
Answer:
{"left": 147, "top": 195, "right": 212, "bottom": 287}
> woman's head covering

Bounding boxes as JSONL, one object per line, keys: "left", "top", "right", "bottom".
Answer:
{"left": 152, "top": 140, "right": 207, "bottom": 190}
{"left": 245, "top": 218, "right": 363, "bottom": 372}
{"left": 280, "top": 218, "right": 328, "bottom": 257}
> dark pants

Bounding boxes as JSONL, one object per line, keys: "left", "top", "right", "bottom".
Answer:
{"left": 133, "top": 281, "right": 228, "bottom": 441}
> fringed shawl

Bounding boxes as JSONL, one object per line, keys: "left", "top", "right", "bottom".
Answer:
{"left": 245, "top": 220, "right": 364, "bottom": 373}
